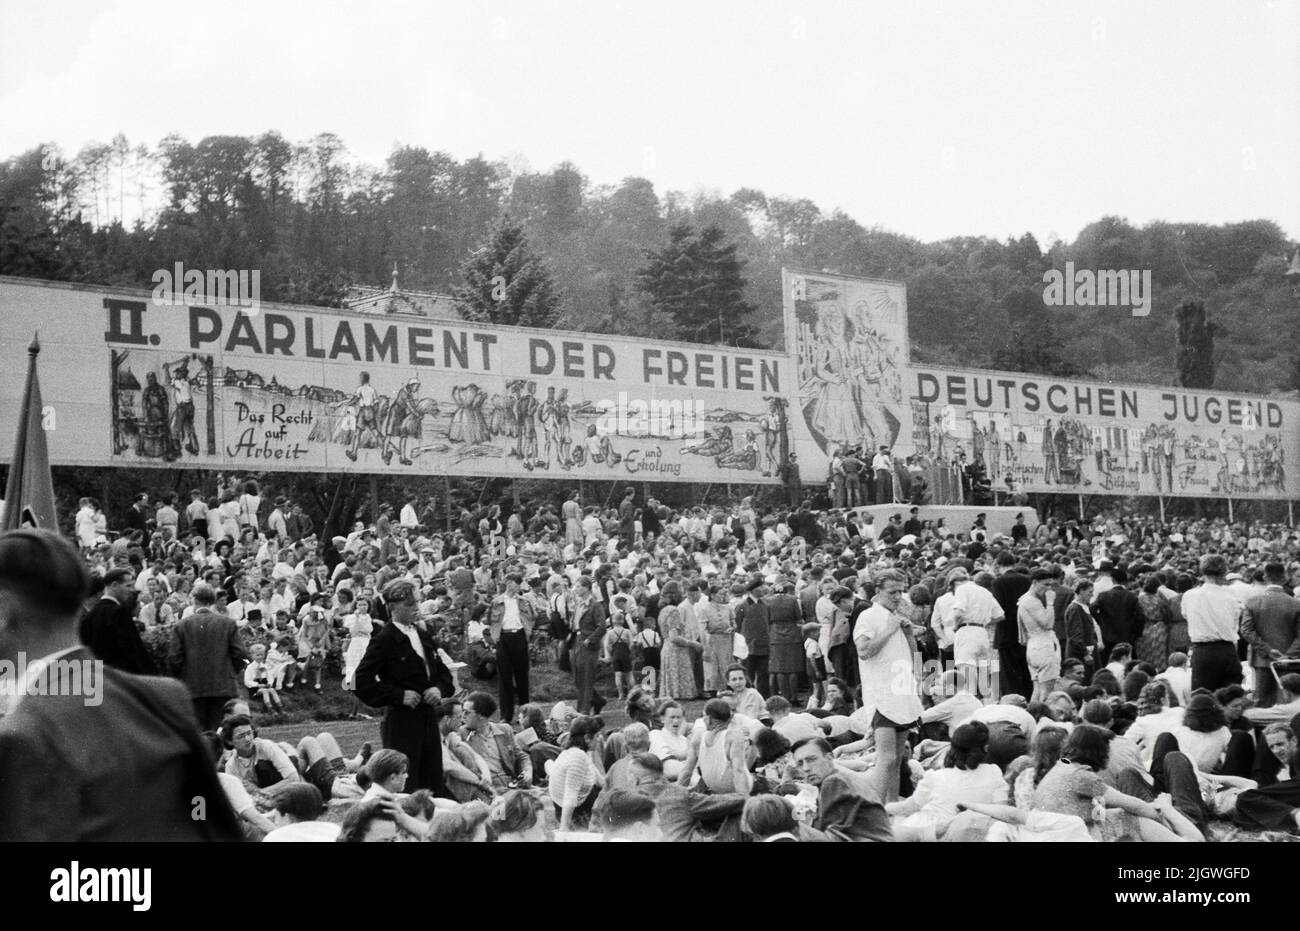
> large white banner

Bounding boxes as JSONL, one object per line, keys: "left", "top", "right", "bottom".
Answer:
{"left": 0, "top": 277, "right": 789, "bottom": 483}
{"left": 782, "top": 269, "right": 1297, "bottom": 500}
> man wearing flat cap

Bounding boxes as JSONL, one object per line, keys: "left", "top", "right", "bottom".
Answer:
{"left": 0, "top": 529, "right": 241, "bottom": 840}
{"left": 354, "top": 577, "right": 453, "bottom": 793}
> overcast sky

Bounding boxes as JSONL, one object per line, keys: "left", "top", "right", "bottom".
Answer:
{"left": 2, "top": 0, "right": 1296, "bottom": 244}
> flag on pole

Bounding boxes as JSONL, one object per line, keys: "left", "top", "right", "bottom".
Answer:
{"left": 2, "top": 334, "right": 58, "bottom": 531}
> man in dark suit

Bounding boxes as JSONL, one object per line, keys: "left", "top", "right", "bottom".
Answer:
{"left": 1242, "top": 563, "right": 1300, "bottom": 707}
{"left": 571, "top": 576, "right": 607, "bottom": 714}
{"left": 169, "top": 582, "right": 248, "bottom": 730}
{"left": 355, "top": 577, "right": 453, "bottom": 794}
{"left": 1093, "top": 569, "right": 1142, "bottom": 662}
{"left": 736, "top": 578, "right": 771, "bottom": 699}
{"left": 0, "top": 529, "right": 241, "bottom": 841}
{"left": 990, "top": 553, "right": 1032, "bottom": 697}
{"left": 80, "top": 567, "right": 155, "bottom": 675}
{"left": 126, "top": 492, "right": 150, "bottom": 536}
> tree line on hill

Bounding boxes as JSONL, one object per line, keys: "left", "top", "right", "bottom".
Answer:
{"left": 2, "top": 133, "right": 1298, "bottom": 393}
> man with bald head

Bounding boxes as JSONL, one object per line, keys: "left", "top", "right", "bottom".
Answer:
{"left": 169, "top": 580, "right": 249, "bottom": 730}
{"left": 355, "top": 577, "right": 453, "bottom": 793}
{"left": 0, "top": 529, "right": 240, "bottom": 840}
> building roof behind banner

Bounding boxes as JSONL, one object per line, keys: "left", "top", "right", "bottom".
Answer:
{"left": 343, "top": 264, "right": 459, "bottom": 320}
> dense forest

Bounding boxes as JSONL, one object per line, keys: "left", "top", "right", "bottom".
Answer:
{"left": 3, "top": 131, "right": 1298, "bottom": 394}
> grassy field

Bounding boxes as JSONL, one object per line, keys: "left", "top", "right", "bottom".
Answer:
{"left": 259, "top": 663, "right": 707, "bottom": 755}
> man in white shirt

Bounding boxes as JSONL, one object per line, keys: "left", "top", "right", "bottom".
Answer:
{"left": 488, "top": 574, "right": 535, "bottom": 723}
{"left": 185, "top": 490, "right": 208, "bottom": 539}
{"left": 948, "top": 569, "right": 1004, "bottom": 700}
{"left": 766, "top": 695, "right": 824, "bottom": 744}
{"left": 853, "top": 569, "right": 922, "bottom": 802}
{"left": 931, "top": 578, "right": 959, "bottom": 662}
{"left": 871, "top": 447, "right": 894, "bottom": 505}
{"left": 1154, "top": 652, "right": 1193, "bottom": 708}
{"left": 1181, "top": 554, "right": 1244, "bottom": 692}
{"left": 920, "top": 669, "right": 983, "bottom": 736}
{"left": 267, "top": 498, "right": 289, "bottom": 539}
{"left": 399, "top": 495, "right": 420, "bottom": 530}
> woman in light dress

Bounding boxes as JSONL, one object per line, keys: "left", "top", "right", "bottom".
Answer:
{"left": 697, "top": 583, "right": 736, "bottom": 696}
{"left": 657, "top": 582, "right": 700, "bottom": 701}
{"left": 340, "top": 594, "right": 373, "bottom": 693}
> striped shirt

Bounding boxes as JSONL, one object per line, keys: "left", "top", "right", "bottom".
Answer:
{"left": 548, "top": 747, "right": 598, "bottom": 809}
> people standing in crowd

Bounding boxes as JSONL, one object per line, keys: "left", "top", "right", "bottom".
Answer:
{"left": 354, "top": 578, "right": 452, "bottom": 794}
{"left": 571, "top": 576, "right": 607, "bottom": 712}
{"left": 1241, "top": 562, "right": 1300, "bottom": 707}
{"left": 169, "top": 582, "right": 248, "bottom": 730}
{"left": 489, "top": 574, "right": 534, "bottom": 723}
{"left": 735, "top": 578, "right": 771, "bottom": 698}
{"left": 1181, "top": 555, "right": 1244, "bottom": 692}
{"left": 80, "top": 567, "right": 155, "bottom": 675}
{"left": 11, "top": 469, "right": 1300, "bottom": 843}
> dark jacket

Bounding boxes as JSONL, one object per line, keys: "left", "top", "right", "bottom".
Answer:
{"left": 169, "top": 608, "right": 249, "bottom": 698}
{"left": 1094, "top": 586, "right": 1141, "bottom": 646}
{"left": 765, "top": 593, "right": 803, "bottom": 646}
{"left": 1241, "top": 588, "right": 1300, "bottom": 668}
{"left": 0, "top": 648, "right": 241, "bottom": 841}
{"left": 1064, "top": 601, "right": 1099, "bottom": 662}
{"left": 990, "top": 571, "right": 1032, "bottom": 649}
{"left": 815, "top": 770, "right": 894, "bottom": 842}
{"left": 354, "top": 620, "right": 454, "bottom": 708}
{"left": 80, "top": 595, "right": 156, "bottom": 676}
{"left": 735, "top": 596, "right": 770, "bottom": 656}
{"left": 574, "top": 599, "right": 607, "bottom": 652}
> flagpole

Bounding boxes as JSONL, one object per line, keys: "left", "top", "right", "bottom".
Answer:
{"left": 2, "top": 333, "right": 59, "bottom": 531}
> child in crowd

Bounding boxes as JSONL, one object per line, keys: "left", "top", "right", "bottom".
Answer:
{"left": 633, "top": 615, "right": 662, "bottom": 695}
{"left": 243, "top": 642, "right": 284, "bottom": 713}
{"left": 802, "top": 622, "right": 827, "bottom": 707}
{"left": 603, "top": 611, "right": 634, "bottom": 700}
{"left": 266, "top": 636, "right": 297, "bottom": 690}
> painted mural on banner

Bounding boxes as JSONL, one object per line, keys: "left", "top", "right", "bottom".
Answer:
{"left": 782, "top": 269, "right": 909, "bottom": 479}
{"left": 780, "top": 269, "right": 1295, "bottom": 501}
{"left": 909, "top": 366, "right": 1295, "bottom": 499}
{"left": 0, "top": 278, "right": 790, "bottom": 483}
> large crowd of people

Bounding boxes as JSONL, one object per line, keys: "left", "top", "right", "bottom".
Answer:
{"left": 2, "top": 472, "right": 1299, "bottom": 842}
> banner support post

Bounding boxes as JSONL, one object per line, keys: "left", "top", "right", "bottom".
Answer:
{"left": 1158, "top": 495, "right": 1165, "bottom": 523}
{"left": 1227, "top": 497, "right": 1233, "bottom": 524}
{"left": 1078, "top": 494, "right": 1084, "bottom": 521}
{"left": 1288, "top": 499, "right": 1294, "bottom": 528}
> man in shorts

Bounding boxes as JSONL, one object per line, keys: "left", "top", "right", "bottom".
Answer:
{"left": 853, "top": 568, "right": 923, "bottom": 803}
